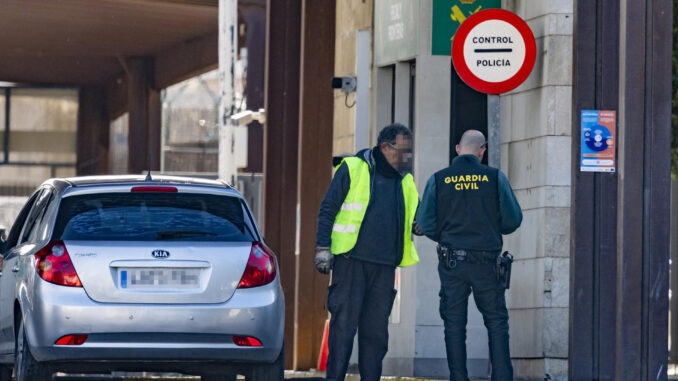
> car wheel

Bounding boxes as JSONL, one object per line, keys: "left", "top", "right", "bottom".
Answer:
{"left": 0, "top": 365, "right": 12, "bottom": 381}
{"left": 14, "top": 320, "right": 49, "bottom": 381}
{"left": 246, "top": 346, "right": 284, "bottom": 381}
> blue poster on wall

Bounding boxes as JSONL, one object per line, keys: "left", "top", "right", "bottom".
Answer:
{"left": 580, "top": 110, "right": 616, "bottom": 173}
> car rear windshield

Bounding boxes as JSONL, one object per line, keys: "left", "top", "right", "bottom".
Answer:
{"left": 53, "top": 192, "right": 256, "bottom": 242}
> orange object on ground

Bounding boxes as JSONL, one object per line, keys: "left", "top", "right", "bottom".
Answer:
{"left": 317, "top": 318, "right": 330, "bottom": 371}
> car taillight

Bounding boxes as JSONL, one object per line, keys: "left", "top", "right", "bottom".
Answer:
{"left": 35, "top": 240, "right": 82, "bottom": 287}
{"left": 55, "top": 335, "right": 88, "bottom": 345}
{"left": 233, "top": 335, "right": 262, "bottom": 347}
{"left": 237, "top": 242, "right": 277, "bottom": 288}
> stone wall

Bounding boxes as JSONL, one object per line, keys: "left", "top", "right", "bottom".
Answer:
{"left": 500, "top": 1, "right": 573, "bottom": 380}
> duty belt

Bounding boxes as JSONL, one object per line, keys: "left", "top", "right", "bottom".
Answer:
{"left": 436, "top": 245, "right": 500, "bottom": 268}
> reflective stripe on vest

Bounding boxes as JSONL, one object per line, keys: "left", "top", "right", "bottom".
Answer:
{"left": 340, "top": 202, "right": 364, "bottom": 212}
{"left": 332, "top": 223, "right": 357, "bottom": 234}
{"left": 330, "top": 157, "right": 420, "bottom": 267}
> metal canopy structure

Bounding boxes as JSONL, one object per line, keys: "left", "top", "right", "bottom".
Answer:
{"left": 0, "top": 0, "right": 219, "bottom": 176}
{"left": 0, "top": 0, "right": 218, "bottom": 87}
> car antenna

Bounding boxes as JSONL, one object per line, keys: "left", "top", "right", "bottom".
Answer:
{"left": 145, "top": 150, "right": 152, "bottom": 182}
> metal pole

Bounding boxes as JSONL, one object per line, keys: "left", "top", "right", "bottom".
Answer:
{"left": 4, "top": 88, "right": 10, "bottom": 164}
{"left": 487, "top": 94, "right": 500, "bottom": 168}
{"left": 218, "top": 0, "right": 238, "bottom": 185}
{"left": 671, "top": 179, "right": 678, "bottom": 362}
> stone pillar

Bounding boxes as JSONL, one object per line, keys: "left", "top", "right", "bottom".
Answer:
{"left": 500, "top": 1, "right": 574, "bottom": 379}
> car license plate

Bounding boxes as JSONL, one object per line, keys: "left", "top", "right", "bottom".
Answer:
{"left": 119, "top": 268, "right": 201, "bottom": 289}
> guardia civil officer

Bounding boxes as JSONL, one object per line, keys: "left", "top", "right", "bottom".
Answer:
{"left": 314, "top": 123, "right": 420, "bottom": 381}
{"left": 414, "top": 130, "right": 522, "bottom": 381}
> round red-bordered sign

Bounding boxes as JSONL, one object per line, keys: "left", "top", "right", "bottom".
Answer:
{"left": 452, "top": 9, "right": 536, "bottom": 94}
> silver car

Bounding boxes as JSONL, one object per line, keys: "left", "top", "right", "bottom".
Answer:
{"left": 0, "top": 176, "right": 284, "bottom": 381}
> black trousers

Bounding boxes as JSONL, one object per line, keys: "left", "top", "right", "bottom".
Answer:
{"left": 325, "top": 255, "right": 397, "bottom": 381}
{"left": 438, "top": 259, "right": 513, "bottom": 381}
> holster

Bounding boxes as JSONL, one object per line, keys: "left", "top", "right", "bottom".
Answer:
{"left": 495, "top": 251, "right": 513, "bottom": 289}
{"left": 437, "top": 245, "right": 454, "bottom": 268}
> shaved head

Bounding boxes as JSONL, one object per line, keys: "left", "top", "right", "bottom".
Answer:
{"left": 456, "top": 130, "right": 487, "bottom": 159}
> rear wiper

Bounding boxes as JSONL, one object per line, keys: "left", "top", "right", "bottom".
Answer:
{"left": 156, "top": 230, "right": 218, "bottom": 239}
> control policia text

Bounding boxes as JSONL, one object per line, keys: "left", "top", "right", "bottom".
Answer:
{"left": 471, "top": 36, "right": 514, "bottom": 44}
{"left": 471, "top": 36, "right": 514, "bottom": 67}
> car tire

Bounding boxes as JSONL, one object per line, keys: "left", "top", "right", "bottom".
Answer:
{"left": 14, "top": 320, "right": 49, "bottom": 381}
{"left": 0, "top": 365, "right": 12, "bottom": 381}
{"left": 246, "top": 346, "right": 284, "bottom": 381}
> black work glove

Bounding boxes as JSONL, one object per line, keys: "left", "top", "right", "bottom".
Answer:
{"left": 314, "top": 247, "right": 333, "bottom": 275}
{"left": 412, "top": 221, "right": 424, "bottom": 236}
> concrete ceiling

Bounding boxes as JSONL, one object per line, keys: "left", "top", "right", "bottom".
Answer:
{"left": 0, "top": 0, "right": 218, "bottom": 86}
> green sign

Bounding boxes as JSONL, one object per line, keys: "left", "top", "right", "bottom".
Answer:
{"left": 375, "top": 0, "right": 419, "bottom": 65}
{"left": 432, "top": 0, "right": 501, "bottom": 55}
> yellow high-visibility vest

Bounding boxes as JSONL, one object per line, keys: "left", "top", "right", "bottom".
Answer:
{"left": 330, "top": 157, "right": 420, "bottom": 267}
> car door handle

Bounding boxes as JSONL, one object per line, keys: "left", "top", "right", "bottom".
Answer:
{"left": 11, "top": 265, "right": 19, "bottom": 273}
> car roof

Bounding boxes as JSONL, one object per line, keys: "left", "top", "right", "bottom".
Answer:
{"left": 43, "top": 175, "right": 232, "bottom": 191}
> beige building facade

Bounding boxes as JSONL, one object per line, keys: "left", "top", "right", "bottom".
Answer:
{"left": 331, "top": 1, "right": 574, "bottom": 379}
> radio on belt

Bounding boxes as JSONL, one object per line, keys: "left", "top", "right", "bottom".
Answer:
{"left": 452, "top": 9, "right": 536, "bottom": 94}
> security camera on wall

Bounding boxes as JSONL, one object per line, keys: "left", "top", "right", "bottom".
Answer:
{"left": 331, "top": 76, "right": 357, "bottom": 95}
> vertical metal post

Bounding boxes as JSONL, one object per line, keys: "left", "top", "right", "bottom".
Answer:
{"left": 4, "top": 88, "right": 9, "bottom": 164}
{"left": 218, "top": 0, "right": 238, "bottom": 185}
{"left": 487, "top": 94, "right": 500, "bottom": 168}
{"left": 671, "top": 179, "right": 678, "bottom": 362}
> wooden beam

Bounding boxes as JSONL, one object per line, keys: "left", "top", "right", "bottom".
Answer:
{"left": 616, "top": 0, "right": 671, "bottom": 379}
{"left": 77, "top": 86, "right": 110, "bottom": 175}
{"left": 148, "top": 88, "right": 162, "bottom": 171}
{"left": 570, "top": 0, "right": 620, "bottom": 379}
{"left": 126, "top": 57, "right": 161, "bottom": 174}
{"left": 106, "top": 75, "right": 128, "bottom": 121}
{"left": 642, "top": 0, "right": 672, "bottom": 378}
{"left": 154, "top": 32, "right": 219, "bottom": 89}
{"left": 294, "top": 0, "right": 335, "bottom": 370}
{"left": 0, "top": 56, "right": 121, "bottom": 86}
{"left": 138, "top": 0, "right": 218, "bottom": 7}
{"left": 263, "top": 0, "right": 302, "bottom": 369}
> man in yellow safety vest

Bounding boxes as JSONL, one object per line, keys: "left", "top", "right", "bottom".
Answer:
{"left": 315, "top": 123, "right": 420, "bottom": 381}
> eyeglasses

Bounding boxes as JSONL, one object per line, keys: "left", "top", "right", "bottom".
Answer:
{"left": 480, "top": 142, "right": 488, "bottom": 149}
{"left": 388, "top": 143, "right": 412, "bottom": 153}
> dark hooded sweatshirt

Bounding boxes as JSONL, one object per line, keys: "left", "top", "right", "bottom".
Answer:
{"left": 316, "top": 147, "right": 405, "bottom": 267}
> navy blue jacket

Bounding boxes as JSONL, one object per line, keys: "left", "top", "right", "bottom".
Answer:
{"left": 316, "top": 148, "right": 405, "bottom": 267}
{"left": 416, "top": 155, "right": 522, "bottom": 244}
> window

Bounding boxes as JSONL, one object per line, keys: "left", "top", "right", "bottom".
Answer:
{"left": 0, "top": 87, "right": 78, "bottom": 197}
{"left": 3, "top": 192, "right": 39, "bottom": 253}
{"left": 161, "top": 70, "right": 220, "bottom": 173}
{"left": 19, "top": 188, "right": 52, "bottom": 245}
{"left": 8, "top": 88, "right": 77, "bottom": 164}
{"left": 27, "top": 189, "right": 55, "bottom": 244}
{"left": 109, "top": 113, "right": 129, "bottom": 174}
{"left": 54, "top": 193, "right": 256, "bottom": 242}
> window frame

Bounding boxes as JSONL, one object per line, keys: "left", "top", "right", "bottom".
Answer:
{"left": 0, "top": 86, "right": 78, "bottom": 171}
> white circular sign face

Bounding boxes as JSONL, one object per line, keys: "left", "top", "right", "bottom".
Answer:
{"left": 462, "top": 19, "right": 526, "bottom": 83}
